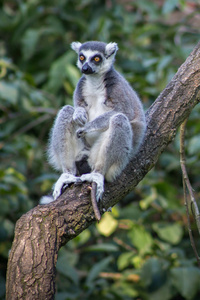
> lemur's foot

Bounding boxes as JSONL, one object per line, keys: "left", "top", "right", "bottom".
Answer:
{"left": 80, "top": 172, "right": 104, "bottom": 201}
{"left": 53, "top": 173, "right": 80, "bottom": 200}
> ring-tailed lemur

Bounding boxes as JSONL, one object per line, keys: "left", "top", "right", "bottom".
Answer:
{"left": 40, "top": 41, "right": 146, "bottom": 206}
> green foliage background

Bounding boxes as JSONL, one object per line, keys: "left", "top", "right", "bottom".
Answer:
{"left": 1, "top": 0, "right": 200, "bottom": 299}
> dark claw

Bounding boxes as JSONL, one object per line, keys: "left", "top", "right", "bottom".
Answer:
{"left": 61, "top": 183, "right": 68, "bottom": 194}
{"left": 76, "top": 129, "right": 85, "bottom": 138}
{"left": 74, "top": 178, "right": 82, "bottom": 186}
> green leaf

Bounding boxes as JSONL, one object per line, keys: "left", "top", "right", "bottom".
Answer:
{"left": 128, "top": 224, "right": 153, "bottom": 254}
{"left": 171, "top": 267, "right": 200, "bottom": 299}
{"left": 55, "top": 291, "right": 79, "bottom": 300}
{"left": 21, "top": 29, "right": 40, "bottom": 60}
{"left": 188, "top": 134, "right": 200, "bottom": 155}
{"left": 136, "top": 0, "right": 159, "bottom": 18}
{"left": 162, "top": 0, "right": 179, "bottom": 14}
{"left": 140, "top": 187, "right": 157, "bottom": 209}
{"left": 84, "top": 243, "right": 119, "bottom": 252}
{"left": 157, "top": 55, "right": 172, "bottom": 71}
{"left": 96, "top": 213, "right": 118, "bottom": 237}
{"left": 148, "top": 278, "right": 174, "bottom": 300}
{"left": 58, "top": 248, "right": 79, "bottom": 267}
{"left": 117, "top": 252, "right": 134, "bottom": 270}
{"left": 56, "top": 253, "right": 79, "bottom": 285}
{"left": 65, "top": 64, "right": 80, "bottom": 88}
{"left": 86, "top": 256, "right": 112, "bottom": 286}
{"left": 0, "top": 219, "right": 14, "bottom": 241}
{"left": 73, "top": 229, "right": 91, "bottom": 246}
{"left": 115, "top": 281, "right": 139, "bottom": 297}
{"left": 153, "top": 222, "right": 183, "bottom": 245}
{"left": 45, "top": 52, "right": 75, "bottom": 93}
{"left": 141, "top": 257, "right": 170, "bottom": 287}
{"left": 0, "top": 81, "right": 18, "bottom": 104}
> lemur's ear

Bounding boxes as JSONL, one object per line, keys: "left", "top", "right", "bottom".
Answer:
{"left": 71, "top": 42, "right": 82, "bottom": 53}
{"left": 105, "top": 42, "right": 118, "bottom": 58}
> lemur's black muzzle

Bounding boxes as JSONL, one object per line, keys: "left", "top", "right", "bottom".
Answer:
{"left": 82, "top": 63, "right": 95, "bottom": 74}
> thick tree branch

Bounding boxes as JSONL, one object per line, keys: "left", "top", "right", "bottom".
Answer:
{"left": 6, "top": 42, "right": 200, "bottom": 299}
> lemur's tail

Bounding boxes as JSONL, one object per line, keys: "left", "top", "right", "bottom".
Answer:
{"left": 39, "top": 195, "right": 54, "bottom": 205}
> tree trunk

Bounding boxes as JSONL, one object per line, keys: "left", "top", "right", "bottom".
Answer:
{"left": 6, "top": 42, "right": 200, "bottom": 299}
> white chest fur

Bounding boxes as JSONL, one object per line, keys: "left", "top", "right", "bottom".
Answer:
{"left": 82, "top": 76, "right": 109, "bottom": 121}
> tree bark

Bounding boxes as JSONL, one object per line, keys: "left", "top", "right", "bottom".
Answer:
{"left": 6, "top": 42, "right": 200, "bottom": 299}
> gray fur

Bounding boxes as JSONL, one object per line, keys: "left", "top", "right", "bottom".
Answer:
{"left": 44, "top": 41, "right": 146, "bottom": 203}
{"left": 80, "top": 41, "right": 107, "bottom": 54}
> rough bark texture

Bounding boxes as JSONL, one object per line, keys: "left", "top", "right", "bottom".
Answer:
{"left": 6, "top": 42, "right": 200, "bottom": 299}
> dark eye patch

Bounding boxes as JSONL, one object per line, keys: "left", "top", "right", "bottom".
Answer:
{"left": 79, "top": 53, "right": 85, "bottom": 62}
{"left": 91, "top": 54, "right": 102, "bottom": 64}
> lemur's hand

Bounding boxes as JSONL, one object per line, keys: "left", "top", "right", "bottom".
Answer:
{"left": 73, "top": 107, "right": 87, "bottom": 126}
{"left": 76, "top": 127, "right": 86, "bottom": 138}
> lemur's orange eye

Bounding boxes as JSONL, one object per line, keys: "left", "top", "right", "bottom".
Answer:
{"left": 94, "top": 56, "right": 100, "bottom": 62}
{"left": 80, "top": 55, "right": 85, "bottom": 61}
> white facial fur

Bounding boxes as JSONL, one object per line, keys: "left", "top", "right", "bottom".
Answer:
{"left": 105, "top": 42, "right": 118, "bottom": 58}
{"left": 71, "top": 41, "right": 82, "bottom": 53}
{"left": 71, "top": 43, "right": 118, "bottom": 75}
{"left": 76, "top": 49, "right": 98, "bottom": 71}
{"left": 79, "top": 49, "right": 115, "bottom": 75}
{"left": 71, "top": 42, "right": 118, "bottom": 56}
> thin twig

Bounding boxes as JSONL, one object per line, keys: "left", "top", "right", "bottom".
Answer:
{"left": 180, "top": 118, "right": 200, "bottom": 267}
{"left": 91, "top": 182, "right": 101, "bottom": 222}
{"left": 183, "top": 179, "right": 200, "bottom": 267}
{"left": 180, "top": 118, "right": 200, "bottom": 233}
{"left": 113, "top": 237, "right": 136, "bottom": 252}
{"left": 14, "top": 114, "right": 51, "bottom": 136}
{"left": 78, "top": 270, "right": 140, "bottom": 282}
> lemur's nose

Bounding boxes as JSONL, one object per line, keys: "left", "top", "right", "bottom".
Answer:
{"left": 82, "top": 63, "right": 94, "bottom": 74}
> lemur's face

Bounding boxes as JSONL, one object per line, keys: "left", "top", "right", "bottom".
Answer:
{"left": 71, "top": 41, "right": 118, "bottom": 76}
{"left": 77, "top": 49, "right": 104, "bottom": 75}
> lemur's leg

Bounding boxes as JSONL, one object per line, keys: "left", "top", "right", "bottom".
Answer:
{"left": 130, "top": 118, "right": 146, "bottom": 156}
{"left": 80, "top": 113, "right": 133, "bottom": 201}
{"left": 48, "top": 105, "right": 86, "bottom": 200}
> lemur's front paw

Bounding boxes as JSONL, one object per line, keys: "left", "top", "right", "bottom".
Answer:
{"left": 80, "top": 172, "right": 104, "bottom": 201}
{"left": 53, "top": 173, "right": 79, "bottom": 200}
{"left": 76, "top": 128, "right": 86, "bottom": 138}
{"left": 73, "top": 109, "right": 87, "bottom": 126}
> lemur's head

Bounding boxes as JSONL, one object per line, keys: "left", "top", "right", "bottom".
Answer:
{"left": 71, "top": 41, "right": 118, "bottom": 75}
